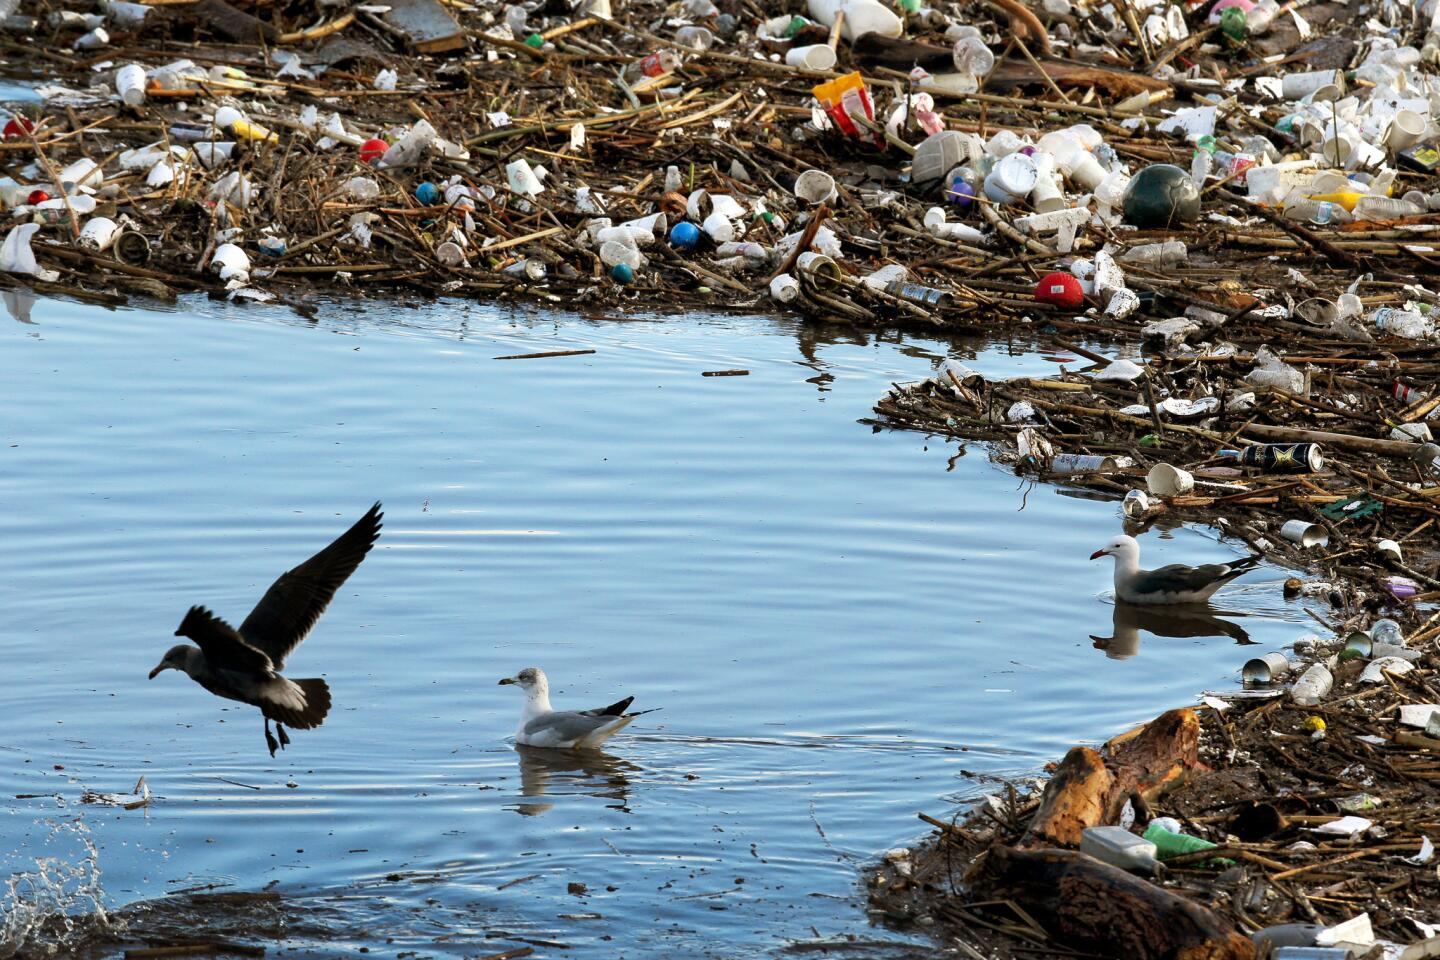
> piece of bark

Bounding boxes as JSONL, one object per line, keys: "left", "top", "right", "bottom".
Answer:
{"left": 195, "top": 0, "right": 278, "bottom": 43}
{"left": 1024, "top": 746, "right": 1115, "bottom": 848}
{"left": 1024, "top": 709, "right": 1200, "bottom": 847}
{"left": 988, "top": 57, "right": 1171, "bottom": 96}
{"left": 972, "top": 845, "right": 1255, "bottom": 960}
{"left": 383, "top": 0, "right": 465, "bottom": 53}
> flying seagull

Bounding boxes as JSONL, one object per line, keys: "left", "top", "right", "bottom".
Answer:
{"left": 498, "top": 667, "right": 655, "bottom": 749}
{"left": 149, "top": 502, "right": 383, "bottom": 756}
{"left": 1091, "top": 534, "right": 1260, "bottom": 605}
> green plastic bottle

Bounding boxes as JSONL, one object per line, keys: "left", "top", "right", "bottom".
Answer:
{"left": 1142, "top": 823, "right": 1235, "bottom": 866}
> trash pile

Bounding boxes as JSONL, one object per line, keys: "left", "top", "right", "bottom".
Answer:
{"left": 869, "top": 312, "right": 1440, "bottom": 955}
{"left": 875, "top": 335, "right": 1440, "bottom": 603}
{"left": 1, "top": 0, "right": 1439, "bottom": 315}
{"left": 869, "top": 643, "right": 1440, "bottom": 958}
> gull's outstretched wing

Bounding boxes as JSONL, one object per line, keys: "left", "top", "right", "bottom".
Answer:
{"left": 175, "top": 605, "right": 272, "bottom": 674}
{"left": 239, "top": 502, "right": 383, "bottom": 669}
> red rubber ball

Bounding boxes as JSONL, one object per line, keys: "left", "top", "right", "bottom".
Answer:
{"left": 3, "top": 116, "right": 34, "bottom": 140}
{"left": 26, "top": 189, "right": 49, "bottom": 205}
{"left": 358, "top": 137, "right": 388, "bottom": 164}
{"left": 1034, "top": 271, "right": 1084, "bottom": 309}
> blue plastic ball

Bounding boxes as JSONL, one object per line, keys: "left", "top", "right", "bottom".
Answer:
{"left": 670, "top": 221, "right": 701, "bottom": 250}
{"left": 945, "top": 178, "right": 976, "bottom": 206}
{"left": 415, "top": 181, "right": 441, "bottom": 205}
{"left": 611, "top": 263, "right": 634, "bottom": 283}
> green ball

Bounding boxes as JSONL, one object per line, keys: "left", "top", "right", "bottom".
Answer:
{"left": 1122, "top": 164, "right": 1201, "bottom": 229}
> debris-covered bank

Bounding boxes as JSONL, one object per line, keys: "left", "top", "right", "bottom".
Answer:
{"left": 866, "top": 344, "right": 1440, "bottom": 957}
{"left": 2, "top": 0, "right": 1440, "bottom": 327}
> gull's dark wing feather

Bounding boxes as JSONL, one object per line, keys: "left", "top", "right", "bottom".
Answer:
{"left": 579, "top": 697, "right": 635, "bottom": 718}
{"left": 238, "top": 502, "right": 383, "bottom": 668}
{"left": 1132, "top": 557, "right": 1257, "bottom": 597}
{"left": 175, "top": 605, "right": 273, "bottom": 674}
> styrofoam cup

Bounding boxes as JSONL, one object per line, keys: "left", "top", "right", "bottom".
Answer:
{"left": 794, "top": 169, "right": 838, "bottom": 204}
{"left": 1385, "top": 109, "right": 1426, "bottom": 152}
{"left": 785, "top": 44, "right": 837, "bottom": 71}
{"left": 1145, "top": 463, "right": 1194, "bottom": 497}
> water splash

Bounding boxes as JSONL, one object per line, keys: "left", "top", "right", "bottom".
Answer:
{"left": 0, "top": 816, "right": 112, "bottom": 958}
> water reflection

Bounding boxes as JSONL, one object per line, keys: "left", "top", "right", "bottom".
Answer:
{"left": 5, "top": 288, "right": 37, "bottom": 324}
{"left": 1090, "top": 601, "right": 1253, "bottom": 660}
{"left": 509, "top": 745, "right": 639, "bottom": 817}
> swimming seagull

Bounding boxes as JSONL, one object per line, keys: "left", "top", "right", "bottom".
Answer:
{"left": 149, "top": 502, "right": 383, "bottom": 756}
{"left": 498, "top": 667, "right": 656, "bottom": 749}
{"left": 1090, "top": 534, "right": 1260, "bottom": 605}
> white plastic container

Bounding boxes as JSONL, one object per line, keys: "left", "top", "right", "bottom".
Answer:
{"left": 115, "top": 63, "right": 146, "bottom": 107}
{"left": 78, "top": 217, "right": 118, "bottom": 252}
{"left": 770, "top": 273, "right": 800, "bottom": 302}
{"left": 58, "top": 158, "right": 104, "bottom": 191}
{"left": 209, "top": 242, "right": 250, "bottom": 282}
{"left": 983, "top": 153, "right": 1037, "bottom": 204}
{"left": 806, "top": 0, "right": 902, "bottom": 41}
{"left": 1080, "top": 826, "right": 1159, "bottom": 874}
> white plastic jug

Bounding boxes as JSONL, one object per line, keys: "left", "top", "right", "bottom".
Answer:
{"left": 807, "top": 0, "right": 902, "bottom": 41}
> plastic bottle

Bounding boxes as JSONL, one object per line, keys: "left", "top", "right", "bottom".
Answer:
{"left": 1290, "top": 662, "right": 1332, "bottom": 706}
{"left": 599, "top": 239, "right": 643, "bottom": 270}
{"left": 115, "top": 63, "right": 146, "bottom": 107}
{"left": 1121, "top": 241, "right": 1187, "bottom": 266}
{"left": 1373, "top": 306, "right": 1433, "bottom": 339}
{"left": 1142, "top": 824, "right": 1233, "bottom": 864}
{"left": 343, "top": 177, "right": 381, "bottom": 200}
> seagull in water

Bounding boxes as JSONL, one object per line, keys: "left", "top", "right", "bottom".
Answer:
{"left": 149, "top": 503, "right": 383, "bottom": 756}
{"left": 1091, "top": 534, "right": 1260, "bottom": 605}
{"left": 499, "top": 667, "right": 655, "bottom": 749}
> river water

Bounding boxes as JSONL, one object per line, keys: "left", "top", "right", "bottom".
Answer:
{"left": 0, "top": 291, "right": 1310, "bottom": 958}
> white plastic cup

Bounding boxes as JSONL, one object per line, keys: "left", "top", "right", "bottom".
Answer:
{"left": 675, "top": 26, "right": 714, "bottom": 50}
{"left": 78, "top": 216, "right": 118, "bottom": 251}
{"left": 770, "top": 273, "right": 800, "bottom": 302}
{"left": 193, "top": 142, "right": 235, "bottom": 168}
{"left": 1279, "top": 519, "right": 1328, "bottom": 548}
{"left": 1384, "top": 109, "right": 1426, "bottom": 152}
{"left": 794, "top": 169, "right": 838, "bottom": 204}
{"left": 436, "top": 241, "right": 466, "bottom": 267}
{"left": 785, "top": 44, "right": 838, "bottom": 70}
{"left": 1145, "top": 463, "right": 1194, "bottom": 497}
{"left": 796, "top": 250, "right": 842, "bottom": 289}
{"left": 619, "top": 212, "right": 667, "bottom": 242}
{"left": 115, "top": 63, "right": 146, "bottom": 107}
{"left": 702, "top": 210, "right": 738, "bottom": 243}
{"left": 983, "top": 153, "right": 1037, "bottom": 204}
{"left": 1282, "top": 69, "right": 1342, "bottom": 101}
{"left": 505, "top": 158, "right": 544, "bottom": 196}
{"left": 1376, "top": 538, "right": 1403, "bottom": 561}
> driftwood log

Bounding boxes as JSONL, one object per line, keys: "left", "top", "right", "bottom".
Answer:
{"left": 1024, "top": 708, "right": 1201, "bottom": 847}
{"left": 972, "top": 845, "right": 1255, "bottom": 960}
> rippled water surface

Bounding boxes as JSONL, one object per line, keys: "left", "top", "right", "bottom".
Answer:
{"left": 1, "top": 292, "right": 1310, "bottom": 957}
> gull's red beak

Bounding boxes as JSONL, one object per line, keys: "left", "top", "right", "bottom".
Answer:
{"left": 1090, "top": 549, "right": 1108, "bottom": 560}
